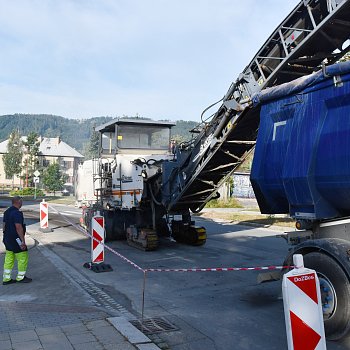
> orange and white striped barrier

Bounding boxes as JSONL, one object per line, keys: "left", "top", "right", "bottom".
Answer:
{"left": 91, "top": 213, "right": 105, "bottom": 264}
{"left": 282, "top": 254, "right": 326, "bottom": 350}
{"left": 40, "top": 199, "right": 49, "bottom": 229}
{"left": 84, "top": 212, "right": 112, "bottom": 272}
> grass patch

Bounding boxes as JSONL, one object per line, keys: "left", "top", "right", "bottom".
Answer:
{"left": 45, "top": 197, "right": 76, "bottom": 205}
{"left": 243, "top": 207, "right": 261, "bottom": 212}
{"left": 196, "top": 212, "right": 295, "bottom": 228}
{"left": 205, "top": 198, "right": 243, "bottom": 208}
{"left": 0, "top": 194, "right": 76, "bottom": 206}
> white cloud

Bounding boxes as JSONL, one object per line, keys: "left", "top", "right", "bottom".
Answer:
{"left": 0, "top": 0, "right": 300, "bottom": 121}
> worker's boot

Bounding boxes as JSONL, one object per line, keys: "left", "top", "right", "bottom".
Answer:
{"left": 17, "top": 276, "right": 32, "bottom": 283}
{"left": 2, "top": 279, "right": 16, "bottom": 285}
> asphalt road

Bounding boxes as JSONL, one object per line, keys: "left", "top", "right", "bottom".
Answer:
{"left": 13, "top": 202, "right": 350, "bottom": 349}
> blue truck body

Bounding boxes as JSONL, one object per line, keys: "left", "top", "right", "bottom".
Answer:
{"left": 251, "top": 60, "right": 350, "bottom": 221}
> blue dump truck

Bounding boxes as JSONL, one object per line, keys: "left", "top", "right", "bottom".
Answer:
{"left": 251, "top": 60, "right": 350, "bottom": 340}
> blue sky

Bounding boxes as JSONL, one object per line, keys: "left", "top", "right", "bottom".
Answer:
{"left": 0, "top": 0, "right": 300, "bottom": 122}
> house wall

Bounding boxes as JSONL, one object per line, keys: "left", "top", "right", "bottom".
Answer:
{"left": 232, "top": 172, "right": 255, "bottom": 198}
{"left": 0, "top": 154, "right": 21, "bottom": 187}
{"left": 0, "top": 154, "right": 82, "bottom": 189}
{"left": 218, "top": 173, "right": 256, "bottom": 200}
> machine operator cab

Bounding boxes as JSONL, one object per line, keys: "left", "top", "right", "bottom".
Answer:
{"left": 94, "top": 118, "right": 176, "bottom": 211}
{"left": 96, "top": 118, "right": 175, "bottom": 157}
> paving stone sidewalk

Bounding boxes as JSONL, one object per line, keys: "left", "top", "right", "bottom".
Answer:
{"left": 0, "top": 233, "right": 159, "bottom": 350}
{"left": 0, "top": 319, "right": 137, "bottom": 350}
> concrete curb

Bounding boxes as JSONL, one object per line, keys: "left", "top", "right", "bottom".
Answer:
{"left": 107, "top": 316, "right": 161, "bottom": 350}
{"left": 25, "top": 236, "right": 37, "bottom": 249}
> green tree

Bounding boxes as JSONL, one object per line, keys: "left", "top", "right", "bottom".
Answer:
{"left": 171, "top": 134, "right": 187, "bottom": 144}
{"left": 3, "top": 130, "right": 23, "bottom": 187}
{"left": 171, "top": 120, "right": 198, "bottom": 141}
{"left": 23, "top": 132, "right": 40, "bottom": 187}
{"left": 85, "top": 127, "right": 99, "bottom": 159}
{"left": 42, "top": 163, "right": 66, "bottom": 196}
{"left": 236, "top": 150, "right": 254, "bottom": 173}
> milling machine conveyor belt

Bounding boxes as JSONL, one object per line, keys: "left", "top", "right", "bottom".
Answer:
{"left": 167, "top": 106, "right": 260, "bottom": 213}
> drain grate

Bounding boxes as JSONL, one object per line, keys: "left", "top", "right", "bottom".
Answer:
{"left": 130, "top": 317, "right": 179, "bottom": 334}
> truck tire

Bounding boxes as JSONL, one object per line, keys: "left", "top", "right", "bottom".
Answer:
{"left": 303, "top": 252, "right": 350, "bottom": 340}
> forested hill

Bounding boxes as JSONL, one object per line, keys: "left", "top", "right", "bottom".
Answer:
{"left": 0, "top": 114, "right": 199, "bottom": 155}
{"left": 170, "top": 119, "right": 200, "bottom": 140}
{"left": 0, "top": 114, "right": 113, "bottom": 154}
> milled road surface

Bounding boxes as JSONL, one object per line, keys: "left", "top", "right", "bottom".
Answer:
{"left": 11, "top": 201, "right": 350, "bottom": 350}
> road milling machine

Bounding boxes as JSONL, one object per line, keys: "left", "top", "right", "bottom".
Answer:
{"left": 83, "top": 118, "right": 208, "bottom": 250}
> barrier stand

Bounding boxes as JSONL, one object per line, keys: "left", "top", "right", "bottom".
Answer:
{"left": 83, "top": 212, "right": 113, "bottom": 273}
{"left": 282, "top": 254, "right": 326, "bottom": 350}
{"left": 39, "top": 199, "right": 53, "bottom": 233}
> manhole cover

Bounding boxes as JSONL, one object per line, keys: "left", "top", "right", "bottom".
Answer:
{"left": 130, "top": 317, "right": 179, "bottom": 334}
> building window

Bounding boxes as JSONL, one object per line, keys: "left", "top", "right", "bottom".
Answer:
{"left": 61, "top": 161, "right": 73, "bottom": 169}
{"left": 43, "top": 159, "right": 50, "bottom": 167}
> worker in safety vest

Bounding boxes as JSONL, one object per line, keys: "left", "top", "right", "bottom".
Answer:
{"left": 2, "top": 196, "right": 32, "bottom": 284}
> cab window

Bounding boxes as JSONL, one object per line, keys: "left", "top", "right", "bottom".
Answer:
{"left": 117, "top": 125, "right": 170, "bottom": 150}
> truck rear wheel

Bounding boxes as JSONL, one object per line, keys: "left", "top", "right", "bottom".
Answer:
{"left": 303, "top": 252, "right": 350, "bottom": 340}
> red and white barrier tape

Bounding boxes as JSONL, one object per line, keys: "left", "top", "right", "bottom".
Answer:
{"left": 49, "top": 205, "right": 293, "bottom": 274}
{"left": 50, "top": 206, "right": 145, "bottom": 272}
{"left": 145, "top": 266, "right": 292, "bottom": 273}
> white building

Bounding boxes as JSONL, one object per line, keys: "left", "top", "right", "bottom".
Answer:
{"left": 0, "top": 136, "right": 84, "bottom": 189}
